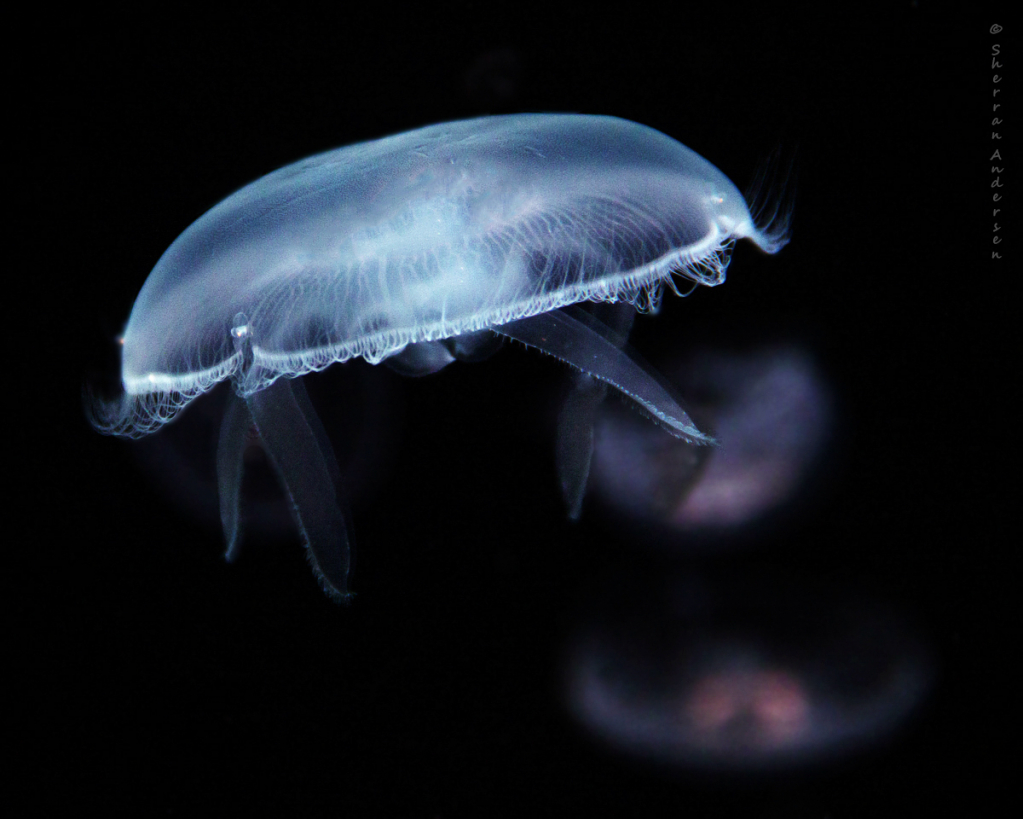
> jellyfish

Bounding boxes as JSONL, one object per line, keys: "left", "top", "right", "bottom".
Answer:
{"left": 90, "top": 114, "right": 789, "bottom": 600}
{"left": 588, "top": 345, "right": 833, "bottom": 540}
{"left": 563, "top": 572, "right": 931, "bottom": 770}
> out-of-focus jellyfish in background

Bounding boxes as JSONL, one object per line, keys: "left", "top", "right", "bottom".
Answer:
{"left": 563, "top": 572, "right": 931, "bottom": 771}
{"left": 88, "top": 114, "right": 789, "bottom": 600}
{"left": 588, "top": 344, "right": 832, "bottom": 539}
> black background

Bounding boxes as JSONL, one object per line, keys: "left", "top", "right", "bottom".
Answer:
{"left": 21, "top": 2, "right": 1014, "bottom": 815}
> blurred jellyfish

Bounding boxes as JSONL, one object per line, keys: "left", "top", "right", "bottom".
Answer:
{"left": 563, "top": 572, "right": 930, "bottom": 771}
{"left": 588, "top": 345, "right": 832, "bottom": 538}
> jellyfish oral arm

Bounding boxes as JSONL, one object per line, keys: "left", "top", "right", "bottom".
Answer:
{"left": 216, "top": 391, "right": 253, "bottom": 563}
{"left": 556, "top": 371, "right": 609, "bottom": 520}
{"left": 383, "top": 340, "right": 456, "bottom": 377}
{"left": 493, "top": 309, "right": 716, "bottom": 446}
{"left": 248, "top": 377, "right": 353, "bottom": 599}
{"left": 216, "top": 377, "right": 353, "bottom": 601}
{"left": 383, "top": 331, "right": 506, "bottom": 376}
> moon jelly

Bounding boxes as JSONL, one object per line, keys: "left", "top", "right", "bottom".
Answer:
{"left": 564, "top": 572, "right": 930, "bottom": 770}
{"left": 90, "top": 114, "right": 789, "bottom": 600}
{"left": 589, "top": 345, "right": 832, "bottom": 540}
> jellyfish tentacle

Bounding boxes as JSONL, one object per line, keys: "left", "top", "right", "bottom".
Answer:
{"left": 493, "top": 308, "right": 716, "bottom": 446}
{"left": 216, "top": 390, "right": 253, "bottom": 563}
{"left": 244, "top": 375, "right": 353, "bottom": 601}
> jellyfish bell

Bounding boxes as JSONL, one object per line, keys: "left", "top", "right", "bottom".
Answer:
{"left": 89, "top": 114, "right": 789, "bottom": 600}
